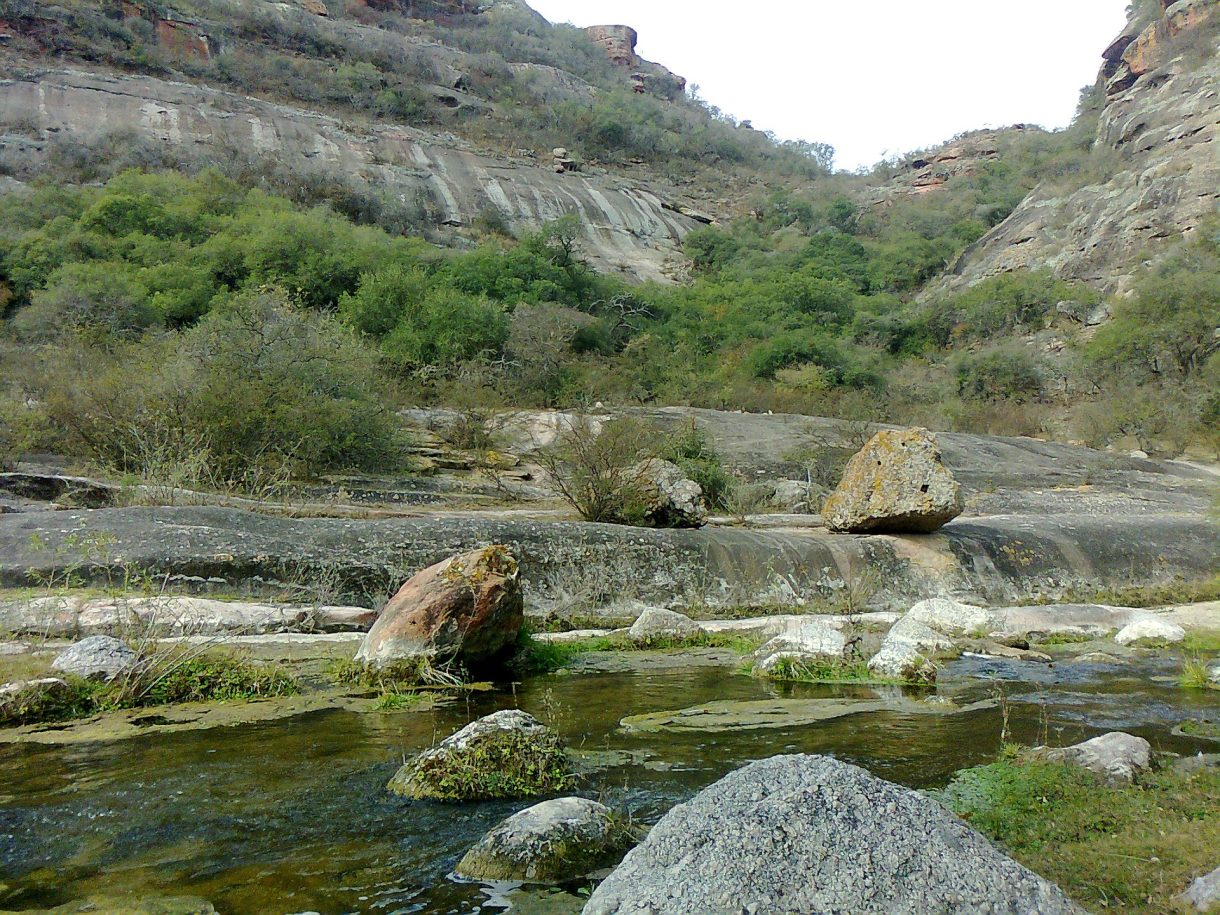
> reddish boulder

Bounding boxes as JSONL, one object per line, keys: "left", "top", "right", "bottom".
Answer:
{"left": 586, "top": 25, "right": 639, "bottom": 67}
{"left": 356, "top": 546, "right": 523, "bottom": 667}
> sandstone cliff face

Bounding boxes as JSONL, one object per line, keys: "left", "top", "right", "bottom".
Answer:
{"left": 946, "top": 4, "right": 1219, "bottom": 294}
{"left": 0, "top": 67, "right": 697, "bottom": 282}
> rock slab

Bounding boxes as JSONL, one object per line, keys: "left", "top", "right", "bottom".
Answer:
{"left": 583, "top": 754, "right": 1081, "bottom": 914}
{"left": 821, "top": 428, "right": 964, "bottom": 534}
{"left": 457, "top": 796, "right": 631, "bottom": 883}
{"left": 357, "top": 545, "right": 522, "bottom": 667}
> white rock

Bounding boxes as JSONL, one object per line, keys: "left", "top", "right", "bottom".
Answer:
{"left": 885, "top": 615, "right": 957, "bottom": 654}
{"left": 867, "top": 641, "right": 936, "bottom": 684}
{"left": 1209, "top": 661, "right": 1220, "bottom": 686}
{"left": 51, "top": 635, "right": 137, "bottom": 682}
{"left": 1114, "top": 617, "right": 1186, "bottom": 646}
{"left": 1181, "top": 864, "right": 1220, "bottom": 912}
{"left": 1042, "top": 732, "right": 1151, "bottom": 785}
{"left": 906, "top": 598, "right": 996, "bottom": 637}
{"left": 753, "top": 621, "right": 845, "bottom": 662}
{"left": 628, "top": 608, "right": 703, "bottom": 644}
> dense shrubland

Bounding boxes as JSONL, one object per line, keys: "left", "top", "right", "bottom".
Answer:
{"left": 1, "top": 167, "right": 1216, "bottom": 485}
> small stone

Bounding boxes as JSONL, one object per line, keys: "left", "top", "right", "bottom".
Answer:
{"left": 1041, "top": 731, "right": 1151, "bottom": 785}
{"left": 1114, "top": 617, "right": 1186, "bottom": 646}
{"left": 51, "top": 635, "right": 137, "bottom": 682}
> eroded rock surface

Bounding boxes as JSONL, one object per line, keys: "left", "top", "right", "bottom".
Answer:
{"left": 583, "top": 754, "right": 1082, "bottom": 914}
{"left": 821, "top": 428, "right": 964, "bottom": 534}
{"left": 356, "top": 546, "right": 523, "bottom": 667}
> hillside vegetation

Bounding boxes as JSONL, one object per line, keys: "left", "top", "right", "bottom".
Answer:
{"left": 0, "top": 0, "right": 1217, "bottom": 483}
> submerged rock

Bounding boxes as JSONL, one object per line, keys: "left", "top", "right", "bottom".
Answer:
{"left": 1040, "top": 731, "right": 1151, "bottom": 785}
{"left": 1114, "top": 617, "right": 1186, "bottom": 646}
{"left": 583, "top": 754, "right": 1081, "bottom": 914}
{"left": 387, "top": 709, "right": 572, "bottom": 802}
{"left": 357, "top": 546, "right": 523, "bottom": 668}
{"left": 820, "top": 428, "right": 964, "bottom": 534}
{"left": 627, "top": 607, "right": 702, "bottom": 645}
{"left": 456, "top": 796, "right": 634, "bottom": 883}
{"left": 51, "top": 635, "right": 137, "bottom": 682}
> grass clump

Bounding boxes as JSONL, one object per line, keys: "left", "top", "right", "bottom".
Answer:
{"left": 388, "top": 728, "right": 576, "bottom": 802}
{"left": 0, "top": 652, "right": 299, "bottom": 728}
{"left": 752, "top": 655, "right": 887, "bottom": 685}
{"left": 938, "top": 753, "right": 1220, "bottom": 912}
{"left": 327, "top": 656, "right": 464, "bottom": 691}
{"left": 1179, "top": 654, "right": 1216, "bottom": 690}
{"left": 510, "top": 629, "right": 766, "bottom": 675}
{"left": 1063, "top": 574, "right": 1220, "bottom": 610}
{"left": 1183, "top": 630, "right": 1220, "bottom": 653}
{"left": 1032, "top": 631, "right": 1098, "bottom": 646}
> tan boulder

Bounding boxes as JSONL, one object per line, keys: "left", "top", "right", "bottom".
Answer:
{"left": 356, "top": 545, "right": 523, "bottom": 667}
{"left": 821, "top": 428, "right": 963, "bottom": 534}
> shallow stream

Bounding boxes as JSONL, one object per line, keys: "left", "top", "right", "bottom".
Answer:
{"left": 1, "top": 653, "right": 1215, "bottom": 913}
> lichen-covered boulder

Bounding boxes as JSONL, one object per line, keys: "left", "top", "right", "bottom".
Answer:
{"left": 583, "top": 754, "right": 1082, "bottom": 914}
{"left": 821, "top": 428, "right": 964, "bottom": 534}
{"left": 387, "top": 709, "right": 573, "bottom": 802}
{"left": 627, "top": 607, "right": 703, "bottom": 645}
{"left": 1040, "top": 731, "right": 1151, "bottom": 785}
{"left": 51, "top": 635, "right": 137, "bottom": 682}
{"left": 356, "top": 546, "right": 523, "bottom": 668}
{"left": 1114, "top": 617, "right": 1186, "bottom": 646}
{"left": 456, "top": 796, "right": 635, "bottom": 883}
{"left": 631, "top": 458, "right": 708, "bottom": 529}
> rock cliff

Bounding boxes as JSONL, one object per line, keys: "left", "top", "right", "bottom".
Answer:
{"left": 0, "top": 66, "right": 696, "bottom": 282}
{"left": 946, "top": 1, "right": 1219, "bottom": 294}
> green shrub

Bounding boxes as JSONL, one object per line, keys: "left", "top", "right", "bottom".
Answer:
{"left": 956, "top": 347, "right": 1045, "bottom": 402}
{"left": 12, "top": 262, "right": 157, "bottom": 341}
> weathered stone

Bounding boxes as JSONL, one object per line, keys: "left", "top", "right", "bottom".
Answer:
{"left": 387, "top": 709, "right": 572, "bottom": 801}
{"left": 1114, "top": 617, "right": 1186, "bottom": 646}
{"left": 627, "top": 607, "right": 702, "bottom": 644}
{"left": 357, "top": 546, "right": 523, "bottom": 668}
{"left": 1041, "top": 731, "right": 1151, "bottom": 785}
{"left": 770, "top": 479, "right": 823, "bottom": 513}
{"left": 821, "top": 428, "right": 964, "bottom": 534}
{"left": 631, "top": 458, "right": 708, "bottom": 529}
{"left": 1181, "top": 864, "right": 1220, "bottom": 912}
{"left": 583, "top": 754, "right": 1082, "bottom": 914}
{"left": 867, "top": 639, "right": 937, "bottom": 684}
{"left": 51, "top": 636, "right": 137, "bottom": 682}
{"left": 752, "top": 621, "right": 845, "bottom": 675}
{"left": 884, "top": 614, "right": 958, "bottom": 654}
{"left": 456, "top": 796, "right": 633, "bottom": 883}
{"left": 906, "top": 596, "right": 996, "bottom": 637}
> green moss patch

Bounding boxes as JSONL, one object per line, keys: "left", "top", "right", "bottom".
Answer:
{"left": 938, "top": 753, "right": 1220, "bottom": 912}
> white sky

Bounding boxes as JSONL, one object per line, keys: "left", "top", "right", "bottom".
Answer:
{"left": 526, "top": 0, "right": 1131, "bottom": 170}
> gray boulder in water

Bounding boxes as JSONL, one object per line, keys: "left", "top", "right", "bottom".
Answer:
{"left": 583, "top": 754, "right": 1082, "bottom": 915}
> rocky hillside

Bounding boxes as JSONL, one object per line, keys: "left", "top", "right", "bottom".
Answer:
{"left": 945, "top": 0, "right": 1219, "bottom": 294}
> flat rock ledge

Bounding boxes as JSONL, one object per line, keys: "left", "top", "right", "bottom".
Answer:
{"left": 584, "top": 754, "right": 1082, "bottom": 914}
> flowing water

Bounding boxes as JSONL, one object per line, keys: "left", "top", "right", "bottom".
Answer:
{"left": 0, "top": 654, "right": 1215, "bottom": 914}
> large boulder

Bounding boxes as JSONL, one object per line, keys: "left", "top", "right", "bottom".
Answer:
{"left": 627, "top": 607, "right": 703, "bottom": 645}
{"left": 583, "top": 754, "right": 1081, "bottom": 914}
{"left": 867, "top": 639, "right": 937, "bottom": 684}
{"left": 456, "top": 796, "right": 634, "bottom": 883}
{"left": 905, "top": 597, "right": 995, "bottom": 637}
{"left": 752, "top": 621, "right": 846, "bottom": 676}
{"left": 1039, "top": 731, "right": 1151, "bottom": 785}
{"left": 631, "top": 458, "right": 708, "bottom": 529}
{"left": 387, "top": 709, "right": 573, "bottom": 802}
{"left": 50, "top": 635, "right": 137, "bottom": 682}
{"left": 821, "top": 428, "right": 964, "bottom": 534}
{"left": 356, "top": 546, "right": 523, "bottom": 668}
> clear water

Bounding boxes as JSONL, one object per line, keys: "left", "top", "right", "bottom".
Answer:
{"left": 0, "top": 654, "right": 1215, "bottom": 913}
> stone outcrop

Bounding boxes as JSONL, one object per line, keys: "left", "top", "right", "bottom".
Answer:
{"left": 1040, "top": 731, "right": 1152, "bottom": 785}
{"left": 386, "top": 709, "right": 572, "bottom": 801}
{"left": 456, "top": 796, "right": 633, "bottom": 882}
{"left": 631, "top": 459, "right": 708, "bottom": 529}
{"left": 51, "top": 636, "right": 137, "bottom": 682}
{"left": 821, "top": 428, "right": 964, "bottom": 533}
{"left": 944, "top": 3, "right": 1219, "bottom": 294}
{"left": 584, "top": 754, "right": 1082, "bottom": 914}
{"left": 585, "top": 25, "right": 638, "bottom": 66}
{"left": 356, "top": 546, "right": 523, "bottom": 667}
{"left": 868, "top": 127, "right": 1043, "bottom": 205}
{"left": 0, "top": 68, "right": 699, "bottom": 283}
{"left": 627, "top": 607, "right": 703, "bottom": 644}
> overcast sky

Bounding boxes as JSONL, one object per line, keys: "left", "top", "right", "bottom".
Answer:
{"left": 526, "top": 0, "right": 1130, "bottom": 170}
